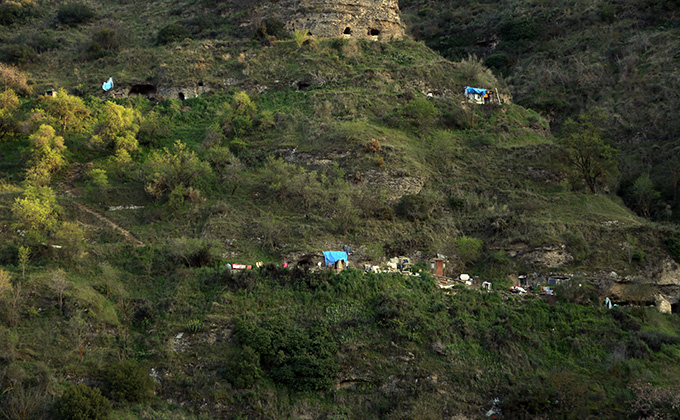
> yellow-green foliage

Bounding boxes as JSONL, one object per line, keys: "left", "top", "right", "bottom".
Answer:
{"left": 90, "top": 102, "right": 140, "bottom": 153}
{"left": 39, "top": 89, "right": 90, "bottom": 133}
{"left": 11, "top": 185, "right": 59, "bottom": 242}
{"left": 25, "top": 124, "right": 66, "bottom": 186}
{"left": 0, "top": 89, "right": 20, "bottom": 140}
{"left": 143, "top": 140, "right": 212, "bottom": 201}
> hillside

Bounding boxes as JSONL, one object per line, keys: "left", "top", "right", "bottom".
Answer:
{"left": 1, "top": 0, "right": 680, "bottom": 419}
{"left": 401, "top": 0, "right": 680, "bottom": 220}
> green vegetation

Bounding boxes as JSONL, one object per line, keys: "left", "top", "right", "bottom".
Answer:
{"left": 54, "top": 385, "right": 112, "bottom": 420}
{"left": 0, "top": 0, "right": 679, "bottom": 417}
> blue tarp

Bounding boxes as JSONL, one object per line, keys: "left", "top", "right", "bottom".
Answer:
{"left": 102, "top": 77, "right": 114, "bottom": 92}
{"left": 464, "top": 86, "right": 487, "bottom": 96}
{"left": 323, "top": 251, "right": 348, "bottom": 266}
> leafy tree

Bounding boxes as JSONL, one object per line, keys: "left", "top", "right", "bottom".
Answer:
{"left": 12, "top": 185, "right": 60, "bottom": 242}
{"left": 90, "top": 102, "right": 140, "bottom": 153}
{"left": 632, "top": 174, "right": 660, "bottom": 218}
{"left": 0, "top": 88, "right": 20, "bottom": 140}
{"left": 205, "top": 146, "right": 243, "bottom": 195}
{"left": 40, "top": 89, "right": 91, "bottom": 133}
{"left": 54, "top": 221, "right": 85, "bottom": 264}
{"left": 25, "top": 124, "right": 67, "bottom": 186}
{"left": 556, "top": 111, "right": 617, "bottom": 193}
{"left": 54, "top": 384, "right": 111, "bottom": 420}
{"left": 143, "top": 140, "right": 212, "bottom": 201}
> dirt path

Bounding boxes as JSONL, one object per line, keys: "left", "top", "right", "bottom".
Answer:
{"left": 59, "top": 163, "right": 145, "bottom": 247}
{"left": 71, "top": 201, "right": 145, "bottom": 247}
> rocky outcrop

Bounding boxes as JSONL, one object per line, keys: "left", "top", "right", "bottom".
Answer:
{"left": 257, "top": 0, "right": 405, "bottom": 41}
{"left": 505, "top": 243, "right": 573, "bottom": 268}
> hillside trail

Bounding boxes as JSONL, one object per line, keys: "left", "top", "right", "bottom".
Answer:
{"left": 58, "top": 163, "right": 145, "bottom": 247}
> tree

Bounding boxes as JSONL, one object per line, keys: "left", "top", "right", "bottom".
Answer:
{"left": 49, "top": 269, "right": 69, "bottom": 313}
{"left": 12, "top": 185, "right": 60, "bottom": 242}
{"left": 556, "top": 111, "right": 617, "bottom": 193}
{"left": 632, "top": 174, "right": 660, "bottom": 218}
{"left": 54, "top": 222, "right": 85, "bottom": 264}
{"left": 0, "top": 89, "right": 20, "bottom": 140}
{"left": 40, "top": 89, "right": 90, "bottom": 133}
{"left": 90, "top": 102, "right": 140, "bottom": 153}
{"left": 143, "top": 140, "right": 212, "bottom": 201}
{"left": 25, "top": 124, "right": 67, "bottom": 186}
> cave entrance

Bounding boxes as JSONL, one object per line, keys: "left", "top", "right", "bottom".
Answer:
{"left": 178, "top": 92, "right": 185, "bottom": 101}
{"left": 369, "top": 28, "right": 380, "bottom": 36}
{"left": 672, "top": 302, "right": 680, "bottom": 314}
{"left": 128, "top": 84, "right": 156, "bottom": 97}
{"left": 344, "top": 27, "right": 352, "bottom": 35}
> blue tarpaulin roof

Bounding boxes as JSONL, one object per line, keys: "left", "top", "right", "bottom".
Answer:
{"left": 464, "top": 86, "right": 487, "bottom": 96}
{"left": 102, "top": 77, "right": 114, "bottom": 92}
{"left": 323, "top": 251, "right": 348, "bottom": 266}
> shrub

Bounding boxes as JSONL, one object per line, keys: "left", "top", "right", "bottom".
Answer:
{"left": 365, "top": 138, "right": 381, "bottom": 153}
{"left": 56, "top": 3, "right": 95, "bottom": 27}
{"left": 0, "top": 0, "right": 39, "bottom": 26}
{"left": 156, "top": 24, "right": 189, "bottom": 45}
{"left": 484, "top": 52, "right": 511, "bottom": 75}
{"left": 663, "top": 236, "right": 680, "bottom": 262}
{"left": 395, "top": 194, "right": 432, "bottom": 221}
{"left": 255, "top": 18, "right": 288, "bottom": 40}
{"left": 401, "top": 97, "right": 438, "bottom": 128}
{"left": 499, "top": 17, "right": 542, "bottom": 42}
{"left": 233, "top": 318, "right": 338, "bottom": 392}
{"left": 1, "top": 42, "right": 38, "bottom": 65}
{"left": 225, "top": 346, "right": 262, "bottom": 388}
{"left": 105, "top": 360, "right": 155, "bottom": 403}
{"left": 186, "top": 318, "right": 203, "bottom": 333}
{"left": 54, "top": 384, "right": 111, "bottom": 420}
{"left": 87, "top": 28, "right": 121, "bottom": 60}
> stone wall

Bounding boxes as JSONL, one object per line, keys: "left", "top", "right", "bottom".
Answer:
{"left": 258, "top": 0, "right": 405, "bottom": 41}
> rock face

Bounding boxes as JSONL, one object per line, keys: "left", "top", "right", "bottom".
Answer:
{"left": 261, "top": 0, "right": 405, "bottom": 40}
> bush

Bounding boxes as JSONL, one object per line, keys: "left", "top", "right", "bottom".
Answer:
{"left": 87, "top": 28, "right": 121, "bottom": 59}
{"left": 233, "top": 318, "right": 338, "bottom": 392}
{"left": 54, "top": 384, "right": 111, "bottom": 420}
{"left": 56, "top": 3, "right": 95, "bottom": 27}
{"left": 255, "top": 18, "right": 288, "bottom": 40}
{"left": 663, "top": 236, "right": 680, "bottom": 262}
{"left": 156, "top": 24, "right": 189, "bottom": 45}
{"left": 401, "top": 97, "right": 438, "bottom": 128}
{"left": 105, "top": 360, "right": 155, "bottom": 403}
{"left": 1, "top": 43, "right": 37, "bottom": 65}
{"left": 0, "top": 0, "right": 39, "bottom": 26}
{"left": 225, "top": 346, "right": 262, "bottom": 388}
{"left": 395, "top": 194, "right": 432, "bottom": 221}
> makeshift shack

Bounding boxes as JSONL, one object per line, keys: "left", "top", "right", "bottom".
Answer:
{"left": 323, "top": 251, "right": 348, "bottom": 274}
{"left": 464, "top": 86, "right": 498, "bottom": 104}
{"left": 430, "top": 258, "right": 446, "bottom": 277}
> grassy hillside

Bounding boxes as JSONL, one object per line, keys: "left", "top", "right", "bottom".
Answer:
{"left": 1, "top": 1, "right": 680, "bottom": 419}
{"left": 401, "top": 0, "right": 680, "bottom": 221}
